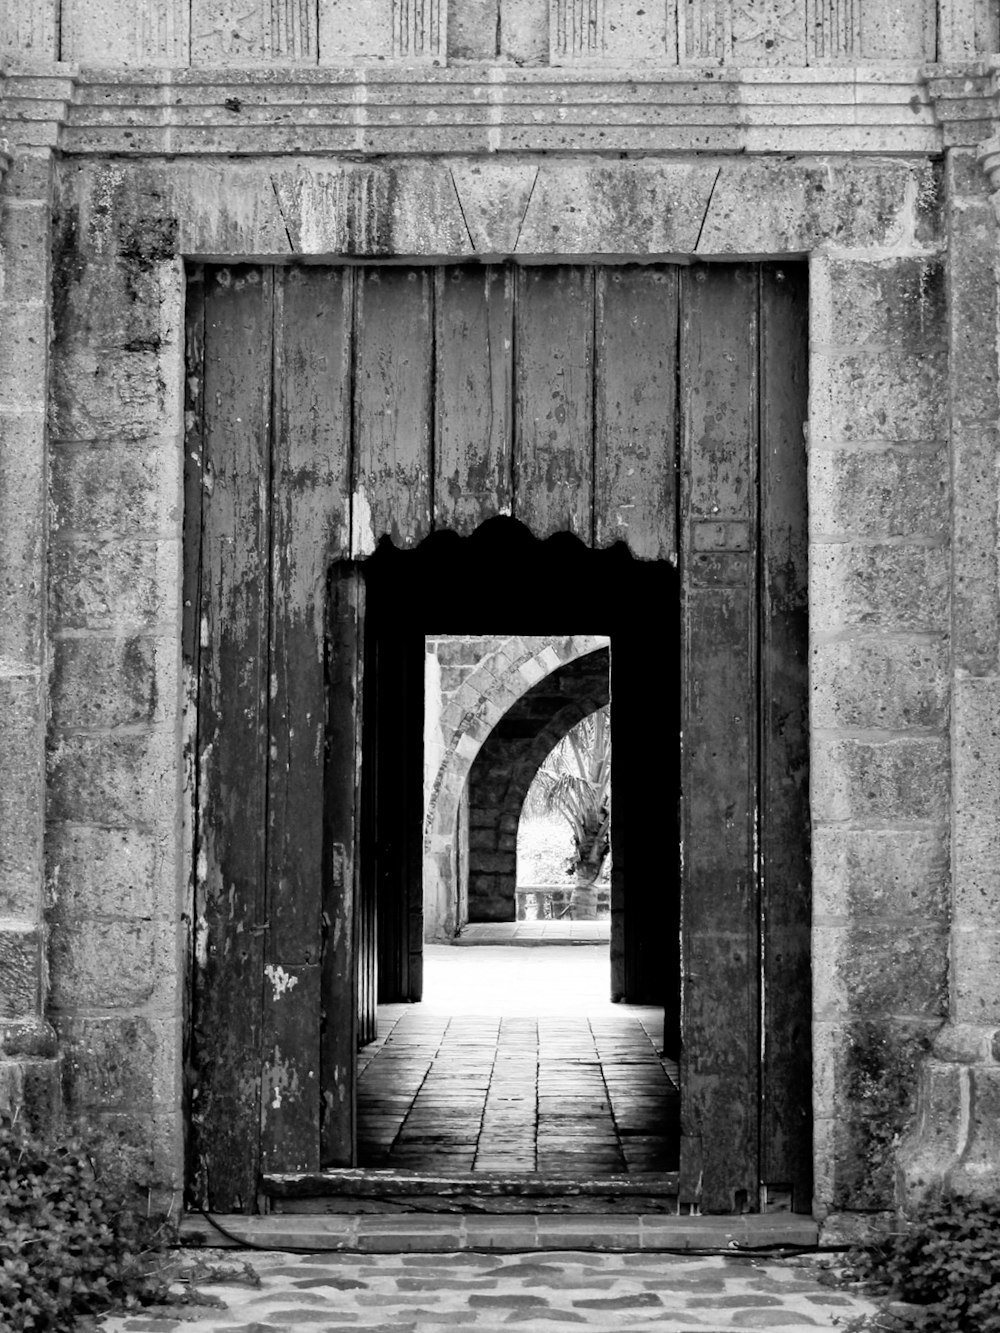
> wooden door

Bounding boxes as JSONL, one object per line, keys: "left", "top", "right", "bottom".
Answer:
{"left": 186, "top": 260, "right": 809, "bottom": 1211}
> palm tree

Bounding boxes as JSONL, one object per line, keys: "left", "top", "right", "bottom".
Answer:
{"left": 526, "top": 707, "right": 611, "bottom": 920}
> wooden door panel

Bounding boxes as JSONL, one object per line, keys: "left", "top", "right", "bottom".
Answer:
{"left": 514, "top": 265, "right": 594, "bottom": 541}
{"left": 680, "top": 265, "right": 760, "bottom": 1214}
{"left": 322, "top": 566, "right": 363, "bottom": 1165}
{"left": 759, "top": 265, "right": 811, "bottom": 1209}
{"left": 435, "top": 265, "right": 514, "bottom": 534}
{"left": 262, "top": 268, "right": 354, "bottom": 1174}
{"left": 187, "top": 267, "right": 272, "bottom": 1212}
{"left": 353, "top": 268, "right": 433, "bottom": 553}
{"left": 595, "top": 266, "right": 679, "bottom": 562}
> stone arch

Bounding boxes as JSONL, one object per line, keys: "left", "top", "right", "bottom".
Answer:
{"left": 423, "top": 634, "right": 609, "bottom": 940}
{"left": 467, "top": 649, "right": 610, "bottom": 921}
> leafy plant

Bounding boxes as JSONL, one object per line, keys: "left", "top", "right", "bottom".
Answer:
{"left": 525, "top": 707, "right": 611, "bottom": 919}
{"left": 0, "top": 1112, "right": 178, "bottom": 1330}
{"left": 844, "top": 1193, "right": 1000, "bottom": 1333}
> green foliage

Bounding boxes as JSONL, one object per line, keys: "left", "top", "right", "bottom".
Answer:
{"left": 849, "top": 1193, "right": 1000, "bottom": 1333}
{"left": 0, "top": 1113, "right": 177, "bottom": 1331}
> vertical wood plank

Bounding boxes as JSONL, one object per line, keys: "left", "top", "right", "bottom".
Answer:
{"left": 322, "top": 565, "right": 363, "bottom": 1165}
{"left": 595, "top": 266, "right": 678, "bottom": 562}
{"left": 434, "top": 266, "right": 514, "bottom": 535}
{"left": 759, "top": 263, "right": 812, "bottom": 1211}
{"left": 514, "top": 266, "right": 594, "bottom": 542}
{"left": 189, "top": 266, "right": 272, "bottom": 1212}
{"left": 679, "top": 264, "right": 759, "bottom": 1214}
{"left": 262, "top": 268, "right": 354, "bottom": 1175}
{"left": 353, "top": 268, "right": 433, "bottom": 555}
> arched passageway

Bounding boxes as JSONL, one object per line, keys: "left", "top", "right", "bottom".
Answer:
{"left": 466, "top": 647, "right": 610, "bottom": 922}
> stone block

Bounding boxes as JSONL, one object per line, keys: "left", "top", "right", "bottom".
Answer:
{"left": 0, "top": 929, "right": 41, "bottom": 1020}
{"left": 819, "top": 1018, "right": 937, "bottom": 1210}
{"left": 46, "top": 824, "right": 168, "bottom": 921}
{"left": 61, "top": 0, "right": 189, "bottom": 64}
{"left": 810, "top": 350, "right": 947, "bottom": 444}
{"left": 953, "top": 676, "right": 1000, "bottom": 927}
{"left": 809, "top": 544, "right": 948, "bottom": 635}
{"left": 48, "top": 918, "right": 176, "bottom": 1010}
{"left": 952, "top": 424, "right": 1000, "bottom": 675}
{"left": 0, "top": 302, "right": 48, "bottom": 406}
{"left": 699, "top": 160, "right": 940, "bottom": 255}
{"left": 56, "top": 1015, "right": 178, "bottom": 1111}
{"left": 500, "top": 0, "right": 547, "bottom": 63}
{"left": 68, "top": 1110, "right": 183, "bottom": 1194}
{"left": 810, "top": 636, "right": 949, "bottom": 731}
{"left": 0, "top": 675, "right": 43, "bottom": 919}
{"left": 518, "top": 162, "right": 717, "bottom": 255}
{"left": 0, "top": 0, "right": 58, "bottom": 60}
{"left": 813, "top": 923, "right": 948, "bottom": 1020}
{"left": 50, "top": 635, "right": 176, "bottom": 730}
{"left": 53, "top": 253, "right": 178, "bottom": 363}
{"left": 811, "top": 736, "right": 949, "bottom": 824}
{"left": 0, "top": 411, "right": 45, "bottom": 664}
{"left": 811, "top": 827, "right": 949, "bottom": 921}
{"left": 813, "top": 257, "right": 946, "bottom": 353}
{"left": 809, "top": 447, "right": 947, "bottom": 541}
{"left": 953, "top": 928, "right": 1000, "bottom": 1025}
{"left": 49, "top": 346, "right": 171, "bottom": 442}
{"left": 859, "top": 0, "right": 935, "bottom": 58}
{"left": 0, "top": 201, "right": 50, "bottom": 305}
{"left": 448, "top": 0, "right": 498, "bottom": 58}
{"left": 48, "top": 537, "right": 179, "bottom": 632}
{"left": 948, "top": 205, "right": 998, "bottom": 424}
{"left": 47, "top": 729, "right": 179, "bottom": 828}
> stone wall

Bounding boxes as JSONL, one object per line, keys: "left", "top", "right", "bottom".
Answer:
{"left": 2, "top": 0, "right": 1000, "bottom": 1224}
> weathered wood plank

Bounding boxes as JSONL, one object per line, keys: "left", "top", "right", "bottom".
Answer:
{"left": 679, "top": 264, "right": 759, "bottom": 1214}
{"left": 514, "top": 265, "right": 594, "bottom": 542}
{"left": 434, "top": 265, "right": 514, "bottom": 535}
{"left": 759, "top": 263, "right": 812, "bottom": 1212}
{"left": 262, "top": 268, "right": 354, "bottom": 1175}
{"left": 352, "top": 268, "right": 433, "bottom": 554}
{"left": 322, "top": 566, "right": 363, "bottom": 1165}
{"left": 595, "top": 266, "right": 679, "bottom": 561}
{"left": 190, "top": 266, "right": 272, "bottom": 1212}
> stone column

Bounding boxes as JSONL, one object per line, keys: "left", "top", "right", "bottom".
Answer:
{"left": 897, "top": 74, "right": 1000, "bottom": 1205}
{"left": 0, "top": 69, "right": 74, "bottom": 1124}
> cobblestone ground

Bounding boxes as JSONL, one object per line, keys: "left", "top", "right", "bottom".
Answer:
{"left": 97, "top": 1246, "right": 877, "bottom": 1332}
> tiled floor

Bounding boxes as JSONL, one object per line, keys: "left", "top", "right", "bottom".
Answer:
{"left": 357, "top": 943, "right": 679, "bottom": 1175}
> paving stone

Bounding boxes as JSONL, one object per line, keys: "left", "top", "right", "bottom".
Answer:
{"left": 573, "top": 1291, "right": 663, "bottom": 1309}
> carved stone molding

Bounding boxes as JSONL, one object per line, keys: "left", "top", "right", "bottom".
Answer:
{"left": 0, "top": 137, "right": 11, "bottom": 188}
{"left": 978, "top": 130, "right": 1000, "bottom": 222}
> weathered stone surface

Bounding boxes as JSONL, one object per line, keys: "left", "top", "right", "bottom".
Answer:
{"left": 48, "top": 538, "right": 179, "bottom": 631}
{"left": 811, "top": 827, "right": 949, "bottom": 921}
{"left": 50, "top": 441, "right": 181, "bottom": 539}
{"left": 48, "top": 919, "right": 174, "bottom": 1009}
{"left": 0, "top": 303, "right": 48, "bottom": 403}
{"left": 47, "top": 729, "right": 178, "bottom": 827}
{"left": 698, "top": 160, "right": 940, "bottom": 254}
{"left": 270, "top": 163, "right": 471, "bottom": 256}
{"left": 517, "top": 161, "right": 718, "bottom": 254}
{"left": 947, "top": 203, "right": 998, "bottom": 423}
{"left": 68, "top": 1109, "right": 182, "bottom": 1193}
{"left": 56, "top": 1015, "right": 178, "bottom": 1109}
{"left": 0, "top": 412, "right": 45, "bottom": 665}
{"left": 953, "top": 929, "right": 1000, "bottom": 1025}
{"left": 953, "top": 676, "right": 1000, "bottom": 928}
{"left": 0, "top": 675, "right": 44, "bottom": 919}
{"left": 451, "top": 162, "right": 539, "bottom": 253}
{"left": 816, "top": 1019, "right": 938, "bottom": 1210}
{"left": 810, "top": 636, "right": 949, "bottom": 731}
{"left": 813, "top": 257, "right": 946, "bottom": 351}
{"left": 810, "top": 448, "right": 948, "bottom": 541}
{"left": 61, "top": 0, "right": 189, "bottom": 63}
{"left": 952, "top": 424, "right": 1000, "bottom": 675}
{"left": 500, "top": 0, "right": 547, "bottom": 63}
{"left": 0, "top": 930, "right": 41, "bottom": 1020}
{"left": 0, "top": 203, "right": 50, "bottom": 306}
{"left": 449, "top": 0, "right": 499, "bottom": 59}
{"left": 46, "top": 825, "right": 167, "bottom": 920}
{"left": 50, "top": 635, "right": 173, "bottom": 729}
{"left": 859, "top": 0, "right": 935, "bottom": 58}
{"left": 811, "top": 736, "right": 949, "bottom": 824}
{"left": 50, "top": 347, "right": 171, "bottom": 442}
{"left": 811, "top": 350, "right": 947, "bottom": 444}
{"left": 809, "top": 545, "right": 948, "bottom": 634}
{"left": 813, "top": 924, "right": 948, "bottom": 1020}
